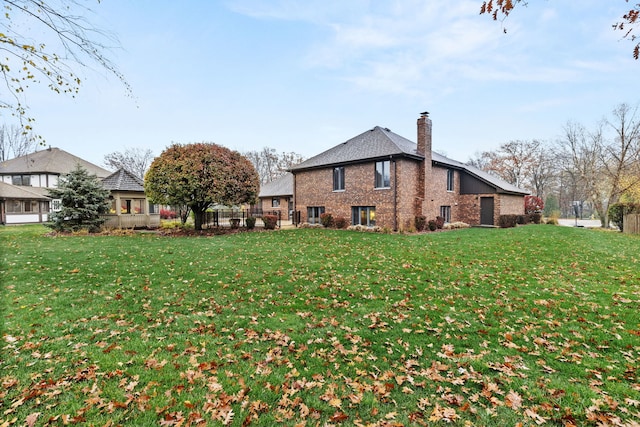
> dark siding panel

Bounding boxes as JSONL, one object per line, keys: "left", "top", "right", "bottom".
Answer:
{"left": 460, "top": 172, "right": 496, "bottom": 195}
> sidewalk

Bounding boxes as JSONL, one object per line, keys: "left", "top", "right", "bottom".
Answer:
{"left": 557, "top": 219, "right": 604, "bottom": 228}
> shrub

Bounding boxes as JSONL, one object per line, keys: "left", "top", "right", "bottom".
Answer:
{"left": 435, "top": 216, "right": 445, "bottom": 229}
{"left": 608, "top": 203, "right": 640, "bottom": 232}
{"left": 524, "top": 195, "right": 544, "bottom": 214}
{"left": 320, "top": 213, "right": 334, "bottom": 228}
{"left": 516, "top": 215, "right": 527, "bottom": 225}
{"left": 545, "top": 218, "right": 558, "bottom": 225}
{"left": 428, "top": 220, "right": 437, "bottom": 231}
{"left": 531, "top": 213, "right": 542, "bottom": 224}
{"left": 498, "top": 214, "right": 518, "bottom": 228}
{"left": 246, "top": 217, "right": 256, "bottom": 230}
{"left": 262, "top": 214, "right": 278, "bottom": 230}
{"left": 415, "top": 215, "right": 427, "bottom": 231}
{"left": 334, "top": 216, "right": 348, "bottom": 229}
{"left": 160, "top": 209, "right": 177, "bottom": 219}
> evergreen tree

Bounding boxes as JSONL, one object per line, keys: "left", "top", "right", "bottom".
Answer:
{"left": 47, "top": 165, "right": 111, "bottom": 233}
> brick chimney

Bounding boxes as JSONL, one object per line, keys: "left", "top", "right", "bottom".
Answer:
{"left": 416, "top": 112, "right": 433, "bottom": 217}
{"left": 417, "top": 111, "right": 432, "bottom": 158}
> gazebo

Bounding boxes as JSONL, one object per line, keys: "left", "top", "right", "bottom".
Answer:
{"left": 101, "top": 168, "right": 160, "bottom": 229}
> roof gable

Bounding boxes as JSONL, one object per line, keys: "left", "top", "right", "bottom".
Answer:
{"left": 290, "top": 126, "right": 420, "bottom": 171}
{"left": 102, "top": 168, "right": 145, "bottom": 192}
{"left": 0, "top": 147, "right": 111, "bottom": 178}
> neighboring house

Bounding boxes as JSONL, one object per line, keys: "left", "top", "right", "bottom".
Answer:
{"left": 101, "top": 168, "right": 160, "bottom": 229}
{"left": 258, "top": 172, "right": 293, "bottom": 219}
{"left": 0, "top": 147, "right": 111, "bottom": 188}
{"left": 290, "top": 113, "right": 528, "bottom": 230}
{"left": 0, "top": 147, "right": 159, "bottom": 228}
{"left": 0, "top": 147, "right": 111, "bottom": 225}
{"left": 0, "top": 181, "right": 51, "bottom": 224}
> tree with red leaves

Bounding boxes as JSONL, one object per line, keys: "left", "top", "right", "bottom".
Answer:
{"left": 524, "top": 195, "right": 544, "bottom": 214}
{"left": 145, "top": 143, "right": 259, "bottom": 230}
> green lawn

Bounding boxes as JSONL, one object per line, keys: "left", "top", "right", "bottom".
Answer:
{"left": 1, "top": 225, "right": 639, "bottom": 426}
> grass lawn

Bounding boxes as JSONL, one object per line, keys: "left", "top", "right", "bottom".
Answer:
{"left": 1, "top": 224, "right": 639, "bottom": 426}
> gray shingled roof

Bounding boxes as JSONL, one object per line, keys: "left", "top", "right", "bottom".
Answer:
{"left": 101, "top": 168, "right": 145, "bottom": 192}
{"left": 0, "top": 181, "right": 51, "bottom": 200}
{"left": 259, "top": 172, "right": 293, "bottom": 198}
{"left": 0, "top": 147, "right": 111, "bottom": 178}
{"left": 290, "top": 126, "right": 421, "bottom": 171}
{"left": 290, "top": 125, "right": 528, "bottom": 195}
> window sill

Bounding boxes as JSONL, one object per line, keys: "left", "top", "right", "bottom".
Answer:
{"left": 374, "top": 187, "right": 391, "bottom": 190}
{"left": 333, "top": 189, "right": 345, "bottom": 193}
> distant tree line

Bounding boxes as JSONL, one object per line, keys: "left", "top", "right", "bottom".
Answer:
{"left": 244, "top": 147, "right": 304, "bottom": 184}
{"left": 0, "top": 124, "right": 37, "bottom": 162}
{"left": 467, "top": 102, "right": 640, "bottom": 227}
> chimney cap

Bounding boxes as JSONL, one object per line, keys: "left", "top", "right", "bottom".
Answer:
{"left": 420, "top": 111, "right": 429, "bottom": 117}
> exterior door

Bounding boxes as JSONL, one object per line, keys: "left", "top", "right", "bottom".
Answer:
{"left": 480, "top": 197, "right": 494, "bottom": 225}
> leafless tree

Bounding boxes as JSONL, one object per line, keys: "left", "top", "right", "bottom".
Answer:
{"left": 103, "top": 148, "right": 155, "bottom": 180}
{"left": 467, "top": 139, "right": 557, "bottom": 198}
{"left": 0, "top": 124, "right": 37, "bottom": 161}
{"left": 245, "top": 147, "right": 304, "bottom": 184}
{"left": 558, "top": 103, "right": 640, "bottom": 227}
{"left": 0, "top": 0, "right": 129, "bottom": 138}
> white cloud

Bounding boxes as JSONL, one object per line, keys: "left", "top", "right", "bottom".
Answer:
{"left": 228, "top": 0, "right": 632, "bottom": 97}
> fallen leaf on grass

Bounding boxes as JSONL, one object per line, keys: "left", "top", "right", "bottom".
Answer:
{"left": 525, "top": 407, "right": 548, "bottom": 425}
{"left": 505, "top": 390, "right": 523, "bottom": 410}
{"left": 25, "top": 412, "right": 40, "bottom": 427}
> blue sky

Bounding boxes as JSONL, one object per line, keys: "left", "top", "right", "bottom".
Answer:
{"left": 24, "top": 0, "right": 639, "bottom": 167}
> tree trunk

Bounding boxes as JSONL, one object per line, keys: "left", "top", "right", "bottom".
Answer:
{"left": 193, "top": 209, "right": 204, "bottom": 231}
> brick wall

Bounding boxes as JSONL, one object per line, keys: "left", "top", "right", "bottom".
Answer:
{"left": 457, "top": 194, "right": 480, "bottom": 225}
{"left": 294, "top": 157, "right": 525, "bottom": 229}
{"left": 425, "top": 165, "right": 458, "bottom": 222}
{"left": 260, "top": 196, "right": 290, "bottom": 219}
{"left": 499, "top": 194, "right": 525, "bottom": 215}
{"left": 295, "top": 159, "right": 426, "bottom": 230}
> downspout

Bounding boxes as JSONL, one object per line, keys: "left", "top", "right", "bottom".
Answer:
{"left": 392, "top": 155, "right": 397, "bottom": 232}
{"left": 292, "top": 172, "right": 297, "bottom": 227}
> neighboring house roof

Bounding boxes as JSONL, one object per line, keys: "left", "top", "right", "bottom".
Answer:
{"left": 259, "top": 172, "right": 293, "bottom": 198}
{"left": 289, "top": 125, "right": 528, "bottom": 196}
{"left": 0, "top": 147, "right": 111, "bottom": 178}
{"left": 102, "top": 168, "right": 145, "bottom": 192}
{"left": 290, "top": 126, "right": 420, "bottom": 171}
{"left": 0, "top": 181, "right": 51, "bottom": 200}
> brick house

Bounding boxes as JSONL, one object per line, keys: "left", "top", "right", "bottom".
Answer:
{"left": 290, "top": 113, "right": 528, "bottom": 230}
{"left": 258, "top": 172, "right": 294, "bottom": 220}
